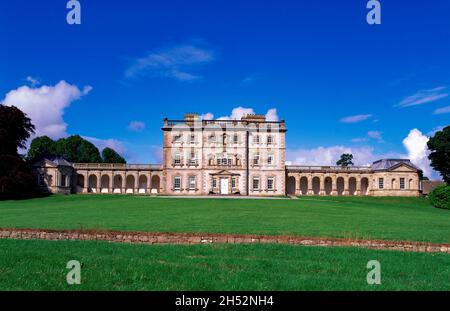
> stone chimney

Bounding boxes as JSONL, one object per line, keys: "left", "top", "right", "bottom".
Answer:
{"left": 184, "top": 113, "right": 199, "bottom": 127}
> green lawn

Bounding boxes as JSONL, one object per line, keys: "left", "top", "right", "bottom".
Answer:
{"left": 0, "top": 195, "right": 449, "bottom": 243}
{"left": 1, "top": 239, "right": 449, "bottom": 290}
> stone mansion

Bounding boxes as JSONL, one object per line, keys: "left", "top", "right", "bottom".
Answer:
{"left": 32, "top": 113, "right": 423, "bottom": 197}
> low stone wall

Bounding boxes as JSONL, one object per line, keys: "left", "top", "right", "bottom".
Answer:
{"left": 1, "top": 228, "right": 449, "bottom": 254}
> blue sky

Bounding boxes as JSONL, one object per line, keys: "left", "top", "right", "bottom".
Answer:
{"left": 1, "top": 0, "right": 449, "bottom": 178}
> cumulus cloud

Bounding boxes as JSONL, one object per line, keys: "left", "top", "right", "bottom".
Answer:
{"left": 339, "top": 114, "right": 372, "bottom": 123}
{"left": 402, "top": 129, "right": 436, "bottom": 179}
{"left": 26, "top": 76, "right": 40, "bottom": 87}
{"left": 200, "top": 112, "right": 214, "bottom": 120}
{"left": 125, "top": 44, "right": 214, "bottom": 81}
{"left": 213, "top": 107, "right": 279, "bottom": 121}
{"left": 288, "top": 128, "right": 440, "bottom": 179}
{"left": 1, "top": 81, "right": 92, "bottom": 139}
{"left": 397, "top": 86, "right": 448, "bottom": 108}
{"left": 83, "top": 136, "right": 126, "bottom": 155}
{"left": 127, "top": 121, "right": 145, "bottom": 132}
{"left": 434, "top": 105, "right": 450, "bottom": 115}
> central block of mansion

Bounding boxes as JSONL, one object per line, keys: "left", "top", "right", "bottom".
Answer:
{"left": 32, "top": 113, "right": 423, "bottom": 197}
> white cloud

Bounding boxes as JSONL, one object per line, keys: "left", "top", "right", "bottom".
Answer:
{"left": 216, "top": 107, "right": 279, "bottom": 121}
{"left": 287, "top": 146, "right": 400, "bottom": 167}
{"left": 125, "top": 44, "right": 214, "bottom": 81}
{"left": 339, "top": 114, "right": 372, "bottom": 123}
{"left": 402, "top": 129, "right": 437, "bottom": 179}
{"left": 367, "top": 130, "right": 384, "bottom": 143}
{"left": 287, "top": 129, "right": 440, "bottom": 179}
{"left": 1, "top": 81, "right": 92, "bottom": 139}
{"left": 200, "top": 112, "right": 214, "bottom": 120}
{"left": 434, "top": 105, "right": 450, "bottom": 115}
{"left": 26, "top": 76, "right": 40, "bottom": 87}
{"left": 397, "top": 86, "right": 448, "bottom": 108}
{"left": 83, "top": 136, "right": 126, "bottom": 155}
{"left": 127, "top": 121, "right": 145, "bottom": 132}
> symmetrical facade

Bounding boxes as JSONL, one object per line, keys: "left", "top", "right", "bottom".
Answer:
{"left": 32, "top": 113, "right": 423, "bottom": 197}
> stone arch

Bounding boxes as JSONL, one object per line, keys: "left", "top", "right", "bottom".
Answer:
{"left": 349, "top": 177, "right": 357, "bottom": 196}
{"left": 76, "top": 174, "right": 85, "bottom": 192}
{"left": 138, "top": 175, "right": 148, "bottom": 194}
{"left": 337, "top": 177, "right": 345, "bottom": 196}
{"left": 409, "top": 178, "right": 414, "bottom": 190}
{"left": 287, "top": 176, "right": 296, "bottom": 195}
{"left": 361, "top": 177, "right": 369, "bottom": 196}
{"left": 151, "top": 175, "right": 161, "bottom": 194}
{"left": 324, "top": 177, "right": 332, "bottom": 195}
{"left": 100, "top": 175, "right": 110, "bottom": 193}
{"left": 88, "top": 174, "right": 97, "bottom": 193}
{"left": 312, "top": 176, "right": 320, "bottom": 195}
{"left": 300, "top": 177, "right": 308, "bottom": 195}
{"left": 113, "top": 175, "right": 123, "bottom": 193}
{"left": 126, "top": 175, "right": 135, "bottom": 194}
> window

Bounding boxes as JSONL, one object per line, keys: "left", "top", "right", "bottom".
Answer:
{"left": 174, "top": 153, "right": 181, "bottom": 165}
{"left": 61, "top": 174, "right": 66, "bottom": 187}
{"left": 174, "top": 176, "right": 181, "bottom": 190}
{"left": 233, "top": 134, "right": 239, "bottom": 144}
{"left": 253, "top": 154, "right": 260, "bottom": 165}
{"left": 173, "top": 134, "right": 182, "bottom": 143}
{"left": 378, "top": 178, "right": 384, "bottom": 189}
{"left": 232, "top": 178, "right": 236, "bottom": 188}
{"left": 267, "top": 135, "right": 273, "bottom": 145}
{"left": 38, "top": 174, "right": 46, "bottom": 186}
{"left": 209, "top": 135, "right": 216, "bottom": 143}
{"left": 189, "top": 152, "right": 197, "bottom": 165}
{"left": 188, "top": 176, "right": 196, "bottom": 190}
{"left": 400, "top": 178, "right": 405, "bottom": 190}
{"left": 267, "top": 177, "right": 274, "bottom": 191}
{"left": 267, "top": 154, "right": 274, "bottom": 165}
{"left": 190, "top": 134, "right": 195, "bottom": 144}
{"left": 252, "top": 177, "right": 260, "bottom": 190}
{"left": 212, "top": 178, "right": 217, "bottom": 188}
{"left": 253, "top": 135, "right": 260, "bottom": 144}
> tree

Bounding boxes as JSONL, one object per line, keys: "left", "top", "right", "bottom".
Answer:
{"left": 427, "top": 126, "right": 450, "bottom": 184}
{"left": 0, "top": 105, "right": 35, "bottom": 156}
{"left": 28, "top": 136, "right": 57, "bottom": 161}
{"left": 0, "top": 105, "right": 37, "bottom": 199}
{"left": 336, "top": 153, "right": 354, "bottom": 167}
{"left": 102, "top": 147, "right": 126, "bottom": 164}
{"left": 55, "top": 135, "right": 102, "bottom": 163}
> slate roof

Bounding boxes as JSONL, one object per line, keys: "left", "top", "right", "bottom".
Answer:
{"left": 33, "top": 155, "right": 73, "bottom": 167}
{"left": 371, "top": 159, "right": 421, "bottom": 172}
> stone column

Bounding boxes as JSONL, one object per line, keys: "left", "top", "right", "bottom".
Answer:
{"left": 342, "top": 177, "right": 349, "bottom": 196}
{"left": 319, "top": 176, "right": 325, "bottom": 196}
{"left": 355, "top": 177, "right": 361, "bottom": 196}
{"left": 147, "top": 172, "right": 152, "bottom": 194}
{"left": 83, "top": 172, "right": 88, "bottom": 193}
{"left": 134, "top": 173, "right": 139, "bottom": 194}
{"left": 96, "top": 172, "right": 101, "bottom": 193}
{"left": 109, "top": 172, "right": 114, "bottom": 194}
{"left": 307, "top": 175, "right": 314, "bottom": 195}
{"left": 331, "top": 175, "right": 337, "bottom": 196}
{"left": 121, "top": 172, "right": 126, "bottom": 194}
{"left": 295, "top": 176, "right": 301, "bottom": 196}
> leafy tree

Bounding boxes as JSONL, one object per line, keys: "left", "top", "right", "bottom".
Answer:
{"left": 28, "top": 135, "right": 57, "bottom": 161}
{"left": 427, "top": 126, "right": 450, "bottom": 184}
{"left": 0, "top": 105, "right": 35, "bottom": 156}
{"left": 336, "top": 153, "right": 354, "bottom": 167}
{"left": 102, "top": 147, "right": 126, "bottom": 164}
{"left": 0, "top": 105, "right": 37, "bottom": 199}
{"left": 55, "top": 135, "right": 102, "bottom": 163}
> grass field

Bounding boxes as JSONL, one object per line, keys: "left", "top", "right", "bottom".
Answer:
{"left": 1, "top": 238, "right": 449, "bottom": 291}
{"left": 0, "top": 195, "right": 449, "bottom": 243}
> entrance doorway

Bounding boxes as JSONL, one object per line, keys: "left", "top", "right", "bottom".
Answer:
{"left": 220, "top": 178, "right": 229, "bottom": 195}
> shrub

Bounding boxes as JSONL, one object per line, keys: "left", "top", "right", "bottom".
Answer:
{"left": 428, "top": 185, "right": 450, "bottom": 210}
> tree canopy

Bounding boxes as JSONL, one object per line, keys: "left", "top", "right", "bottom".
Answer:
{"left": 102, "top": 147, "right": 126, "bottom": 164}
{"left": 0, "top": 105, "right": 35, "bottom": 156}
{"left": 336, "top": 153, "right": 354, "bottom": 167}
{"left": 28, "top": 135, "right": 126, "bottom": 164}
{"left": 427, "top": 126, "right": 450, "bottom": 184}
{"left": 0, "top": 105, "right": 37, "bottom": 199}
